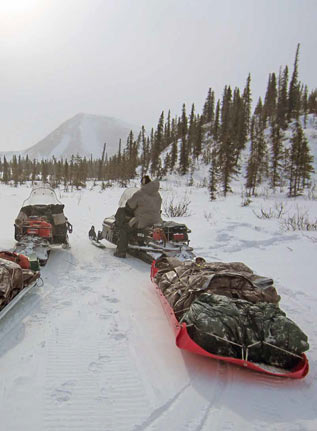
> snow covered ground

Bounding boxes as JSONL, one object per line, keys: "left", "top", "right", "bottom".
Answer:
{"left": 0, "top": 179, "right": 316, "bottom": 430}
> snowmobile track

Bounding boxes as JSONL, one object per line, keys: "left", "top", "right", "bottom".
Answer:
{"left": 44, "top": 320, "right": 153, "bottom": 430}
{"left": 39, "top": 249, "right": 154, "bottom": 430}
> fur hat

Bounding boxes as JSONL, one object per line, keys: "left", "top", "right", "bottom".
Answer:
{"left": 141, "top": 175, "right": 151, "bottom": 185}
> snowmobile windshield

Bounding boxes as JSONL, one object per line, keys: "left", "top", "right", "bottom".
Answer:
{"left": 22, "top": 186, "right": 62, "bottom": 206}
{"left": 118, "top": 188, "right": 138, "bottom": 208}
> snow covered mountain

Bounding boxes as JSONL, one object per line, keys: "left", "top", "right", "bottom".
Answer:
{"left": 2, "top": 113, "right": 136, "bottom": 161}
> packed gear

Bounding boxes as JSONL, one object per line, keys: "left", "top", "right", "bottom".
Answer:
{"left": 151, "top": 256, "right": 309, "bottom": 377}
{"left": 14, "top": 185, "right": 73, "bottom": 265}
{"left": 0, "top": 252, "right": 40, "bottom": 317}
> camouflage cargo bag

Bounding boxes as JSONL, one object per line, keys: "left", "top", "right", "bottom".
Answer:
{"left": 154, "top": 257, "right": 280, "bottom": 319}
{"left": 181, "top": 293, "right": 309, "bottom": 369}
{"left": 0, "top": 258, "right": 24, "bottom": 311}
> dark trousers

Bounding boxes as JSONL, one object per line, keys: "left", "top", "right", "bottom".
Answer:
{"left": 115, "top": 207, "right": 134, "bottom": 254}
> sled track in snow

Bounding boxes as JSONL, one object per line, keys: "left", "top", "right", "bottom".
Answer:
{"left": 0, "top": 245, "right": 232, "bottom": 430}
{"left": 41, "top": 249, "right": 153, "bottom": 430}
{"left": 131, "top": 360, "right": 230, "bottom": 431}
{"left": 44, "top": 317, "right": 152, "bottom": 430}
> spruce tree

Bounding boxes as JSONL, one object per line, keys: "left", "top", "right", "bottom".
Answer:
{"left": 231, "top": 87, "right": 247, "bottom": 163}
{"left": 202, "top": 88, "right": 215, "bottom": 124}
{"left": 125, "top": 130, "right": 138, "bottom": 179}
{"left": 151, "top": 113, "right": 164, "bottom": 177}
{"left": 193, "top": 116, "right": 203, "bottom": 159}
{"left": 41, "top": 160, "right": 49, "bottom": 184}
{"left": 208, "top": 148, "right": 218, "bottom": 200}
{"left": 98, "top": 142, "right": 107, "bottom": 181}
{"left": 269, "top": 122, "right": 285, "bottom": 190}
{"left": 218, "top": 86, "right": 238, "bottom": 195}
{"left": 277, "top": 66, "right": 289, "bottom": 129}
{"left": 288, "top": 43, "right": 301, "bottom": 120}
{"left": 64, "top": 160, "right": 69, "bottom": 186}
{"left": 288, "top": 121, "right": 314, "bottom": 196}
{"left": 308, "top": 89, "right": 317, "bottom": 114}
{"left": 242, "top": 74, "right": 252, "bottom": 137}
{"left": 179, "top": 103, "right": 189, "bottom": 175}
{"left": 170, "top": 131, "right": 178, "bottom": 172}
{"left": 2, "top": 156, "right": 9, "bottom": 183}
{"left": 31, "top": 160, "right": 37, "bottom": 184}
{"left": 302, "top": 85, "right": 308, "bottom": 127}
{"left": 140, "top": 126, "right": 147, "bottom": 176}
{"left": 245, "top": 105, "right": 268, "bottom": 195}
{"left": 12, "top": 155, "right": 19, "bottom": 186}
{"left": 188, "top": 103, "right": 196, "bottom": 156}
{"left": 213, "top": 100, "right": 220, "bottom": 141}
{"left": 263, "top": 73, "right": 277, "bottom": 125}
{"left": 164, "top": 110, "right": 171, "bottom": 147}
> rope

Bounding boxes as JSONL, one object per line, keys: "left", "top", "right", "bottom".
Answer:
{"left": 184, "top": 323, "right": 302, "bottom": 361}
{"left": 188, "top": 322, "right": 244, "bottom": 350}
{"left": 262, "top": 341, "right": 302, "bottom": 360}
{"left": 35, "top": 277, "right": 44, "bottom": 287}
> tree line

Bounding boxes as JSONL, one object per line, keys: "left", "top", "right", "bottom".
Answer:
{"left": 0, "top": 44, "right": 316, "bottom": 198}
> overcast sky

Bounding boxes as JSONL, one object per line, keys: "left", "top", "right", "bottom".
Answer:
{"left": 0, "top": 0, "right": 316, "bottom": 151}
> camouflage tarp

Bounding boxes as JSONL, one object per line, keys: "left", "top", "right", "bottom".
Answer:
{"left": 154, "top": 257, "right": 280, "bottom": 319}
{"left": 181, "top": 293, "right": 309, "bottom": 369}
{"left": 0, "top": 258, "right": 24, "bottom": 311}
{"left": 0, "top": 257, "right": 40, "bottom": 312}
{"left": 154, "top": 256, "right": 309, "bottom": 368}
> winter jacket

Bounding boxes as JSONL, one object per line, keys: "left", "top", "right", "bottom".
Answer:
{"left": 126, "top": 180, "right": 162, "bottom": 229}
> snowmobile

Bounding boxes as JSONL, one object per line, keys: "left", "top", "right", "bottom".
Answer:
{"left": 14, "top": 185, "right": 73, "bottom": 265}
{"left": 89, "top": 188, "right": 194, "bottom": 264}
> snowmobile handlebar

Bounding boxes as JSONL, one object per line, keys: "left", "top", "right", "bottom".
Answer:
{"left": 66, "top": 222, "right": 73, "bottom": 234}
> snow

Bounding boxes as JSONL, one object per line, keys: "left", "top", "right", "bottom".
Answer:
{"left": 48, "top": 134, "right": 71, "bottom": 160}
{"left": 0, "top": 177, "right": 317, "bottom": 430}
{"left": 0, "top": 113, "right": 136, "bottom": 161}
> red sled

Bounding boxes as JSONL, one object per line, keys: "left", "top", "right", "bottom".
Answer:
{"left": 151, "top": 262, "right": 309, "bottom": 379}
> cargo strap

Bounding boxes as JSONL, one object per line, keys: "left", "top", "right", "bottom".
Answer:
{"left": 186, "top": 323, "right": 303, "bottom": 361}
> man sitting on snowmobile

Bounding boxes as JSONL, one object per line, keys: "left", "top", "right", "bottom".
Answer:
{"left": 114, "top": 175, "right": 162, "bottom": 258}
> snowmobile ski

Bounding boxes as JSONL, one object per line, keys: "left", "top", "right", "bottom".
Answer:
{"left": 90, "top": 238, "right": 106, "bottom": 249}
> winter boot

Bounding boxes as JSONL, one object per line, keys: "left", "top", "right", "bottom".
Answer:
{"left": 114, "top": 250, "right": 126, "bottom": 258}
{"left": 89, "top": 226, "right": 97, "bottom": 241}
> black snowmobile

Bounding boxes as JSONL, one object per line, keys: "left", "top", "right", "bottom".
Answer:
{"left": 14, "top": 185, "right": 73, "bottom": 265}
{"left": 89, "top": 188, "right": 194, "bottom": 264}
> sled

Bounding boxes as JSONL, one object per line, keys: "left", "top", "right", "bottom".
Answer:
{"left": 0, "top": 281, "right": 39, "bottom": 321}
{"left": 0, "top": 254, "right": 41, "bottom": 321}
{"left": 150, "top": 262, "right": 309, "bottom": 379}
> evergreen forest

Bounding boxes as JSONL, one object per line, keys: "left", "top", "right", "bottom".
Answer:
{"left": 1, "top": 44, "right": 316, "bottom": 199}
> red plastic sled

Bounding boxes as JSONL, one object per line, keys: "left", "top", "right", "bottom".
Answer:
{"left": 151, "top": 262, "right": 309, "bottom": 379}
